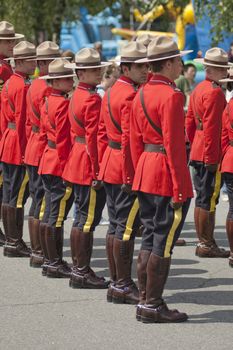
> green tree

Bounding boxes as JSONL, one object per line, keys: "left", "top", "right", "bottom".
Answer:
{"left": 195, "top": 0, "right": 233, "bottom": 44}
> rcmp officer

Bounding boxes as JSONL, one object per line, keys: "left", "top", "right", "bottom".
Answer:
{"left": 24, "top": 42, "right": 63, "bottom": 268}
{"left": 131, "top": 36, "right": 193, "bottom": 323}
{"left": 0, "top": 41, "right": 36, "bottom": 257}
{"left": 218, "top": 68, "right": 233, "bottom": 267}
{"left": 38, "top": 59, "right": 75, "bottom": 278}
{"left": 98, "top": 42, "right": 148, "bottom": 304}
{"left": 0, "top": 21, "right": 24, "bottom": 246}
{"left": 186, "top": 48, "right": 230, "bottom": 258}
{"left": 62, "top": 48, "right": 111, "bottom": 289}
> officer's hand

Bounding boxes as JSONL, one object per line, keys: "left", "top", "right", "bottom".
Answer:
{"left": 205, "top": 163, "right": 218, "bottom": 173}
{"left": 170, "top": 200, "right": 183, "bottom": 210}
{"left": 92, "top": 180, "right": 103, "bottom": 190}
{"left": 121, "top": 184, "right": 132, "bottom": 194}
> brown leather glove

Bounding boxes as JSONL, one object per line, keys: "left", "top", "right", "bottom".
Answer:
{"left": 92, "top": 180, "right": 103, "bottom": 190}
{"left": 121, "top": 184, "right": 132, "bottom": 194}
{"left": 170, "top": 200, "right": 183, "bottom": 210}
{"left": 205, "top": 163, "right": 218, "bottom": 173}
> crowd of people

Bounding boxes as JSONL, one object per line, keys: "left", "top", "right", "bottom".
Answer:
{"left": 0, "top": 20, "right": 233, "bottom": 324}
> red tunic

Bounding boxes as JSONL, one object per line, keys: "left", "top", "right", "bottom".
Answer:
{"left": 131, "top": 74, "right": 193, "bottom": 203}
{"left": 98, "top": 76, "right": 138, "bottom": 185}
{"left": 0, "top": 71, "right": 31, "bottom": 165}
{"left": 38, "top": 89, "right": 71, "bottom": 177}
{"left": 62, "top": 82, "right": 101, "bottom": 185}
{"left": 186, "top": 78, "right": 226, "bottom": 165}
{"left": 221, "top": 99, "right": 233, "bottom": 173}
{"left": 24, "top": 78, "right": 52, "bottom": 167}
{"left": 0, "top": 55, "right": 13, "bottom": 139}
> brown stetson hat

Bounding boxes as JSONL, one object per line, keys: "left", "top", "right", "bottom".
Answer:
{"left": 114, "top": 41, "right": 147, "bottom": 63}
{"left": 5, "top": 41, "right": 36, "bottom": 60}
{"left": 40, "top": 58, "right": 75, "bottom": 79}
{"left": 195, "top": 47, "right": 232, "bottom": 68}
{"left": 0, "top": 21, "right": 24, "bottom": 40}
{"left": 136, "top": 35, "right": 193, "bottom": 63}
{"left": 65, "top": 48, "right": 112, "bottom": 69}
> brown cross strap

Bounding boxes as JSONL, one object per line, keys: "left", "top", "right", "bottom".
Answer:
{"left": 70, "top": 95, "right": 85, "bottom": 130}
{"left": 45, "top": 97, "right": 55, "bottom": 130}
{"left": 28, "top": 88, "right": 40, "bottom": 120}
{"left": 5, "top": 80, "right": 15, "bottom": 113}
{"left": 139, "top": 87, "right": 162, "bottom": 137}
{"left": 107, "top": 88, "right": 122, "bottom": 133}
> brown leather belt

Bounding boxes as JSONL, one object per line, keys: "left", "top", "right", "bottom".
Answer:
{"left": 108, "top": 140, "right": 121, "bottom": 150}
{"left": 32, "top": 125, "right": 40, "bottom": 133}
{"left": 230, "top": 140, "right": 233, "bottom": 146}
{"left": 75, "top": 136, "right": 86, "bottom": 144}
{"left": 48, "top": 140, "right": 56, "bottom": 149}
{"left": 144, "top": 143, "right": 166, "bottom": 154}
{"left": 8, "top": 122, "right": 16, "bottom": 130}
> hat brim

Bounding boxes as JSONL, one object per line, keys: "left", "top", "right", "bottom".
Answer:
{"left": 219, "top": 77, "right": 233, "bottom": 83}
{"left": 4, "top": 55, "right": 37, "bottom": 61}
{"left": 0, "top": 33, "right": 24, "bottom": 40}
{"left": 135, "top": 50, "right": 193, "bottom": 63}
{"left": 194, "top": 58, "right": 233, "bottom": 68}
{"left": 114, "top": 57, "right": 147, "bottom": 64}
{"left": 65, "top": 61, "right": 112, "bottom": 69}
{"left": 39, "top": 73, "right": 76, "bottom": 80}
{"left": 26, "top": 56, "right": 71, "bottom": 61}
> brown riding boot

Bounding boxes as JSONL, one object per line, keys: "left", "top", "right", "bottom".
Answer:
{"left": 39, "top": 222, "right": 50, "bottom": 276}
{"left": 139, "top": 253, "right": 188, "bottom": 323}
{"left": 70, "top": 228, "right": 108, "bottom": 289}
{"left": 70, "top": 226, "right": 77, "bottom": 265}
{"left": 226, "top": 219, "right": 233, "bottom": 267}
{"left": 28, "top": 217, "right": 43, "bottom": 267}
{"left": 106, "top": 233, "right": 117, "bottom": 302}
{"left": 194, "top": 207, "right": 201, "bottom": 242}
{"left": 46, "top": 226, "right": 71, "bottom": 278}
{"left": 195, "top": 209, "right": 229, "bottom": 258}
{"left": 136, "top": 249, "right": 151, "bottom": 320}
{"left": 4, "top": 206, "right": 30, "bottom": 257}
{"left": 0, "top": 203, "right": 7, "bottom": 246}
{"left": 111, "top": 238, "right": 139, "bottom": 304}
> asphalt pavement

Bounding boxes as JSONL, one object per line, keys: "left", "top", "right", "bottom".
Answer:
{"left": 0, "top": 198, "right": 233, "bottom": 350}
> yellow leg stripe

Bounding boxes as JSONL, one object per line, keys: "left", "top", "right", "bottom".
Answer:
{"left": 164, "top": 207, "right": 182, "bottom": 258}
{"left": 0, "top": 174, "right": 3, "bottom": 187}
{"left": 16, "top": 172, "right": 29, "bottom": 208}
{"left": 39, "top": 196, "right": 46, "bottom": 221}
{"left": 122, "top": 198, "right": 139, "bottom": 241}
{"left": 210, "top": 170, "right": 221, "bottom": 212}
{"left": 83, "top": 188, "right": 97, "bottom": 233}
{"left": 55, "top": 186, "right": 72, "bottom": 227}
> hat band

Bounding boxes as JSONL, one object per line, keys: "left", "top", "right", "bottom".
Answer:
{"left": 121, "top": 56, "right": 146, "bottom": 62}
{"left": 204, "top": 58, "right": 228, "bottom": 65}
{"left": 0, "top": 32, "right": 15, "bottom": 38}
{"left": 14, "top": 52, "right": 36, "bottom": 58}
{"left": 148, "top": 49, "right": 180, "bottom": 60}
{"left": 37, "top": 53, "right": 60, "bottom": 59}
{"left": 48, "top": 70, "right": 73, "bottom": 77}
{"left": 75, "top": 61, "right": 102, "bottom": 67}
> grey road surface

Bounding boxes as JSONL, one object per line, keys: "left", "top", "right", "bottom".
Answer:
{"left": 0, "top": 199, "right": 233, "bottom": 350}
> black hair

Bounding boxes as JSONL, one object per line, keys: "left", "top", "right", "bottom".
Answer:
{"left": 120, "top": 62, "right": 132, "bottom": 74}
{"left": 184, "top": 63, "right": 197, "bottom": 72}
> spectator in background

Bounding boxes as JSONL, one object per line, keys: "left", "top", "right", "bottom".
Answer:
{"left": 97, "top": 63, "right": 120, "bottom": 97}
{"left": 184, "top": 63, "right": 197, "bottom": 91}
{"left": 175, "top": 60, "right": 191, "bottom": 108}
